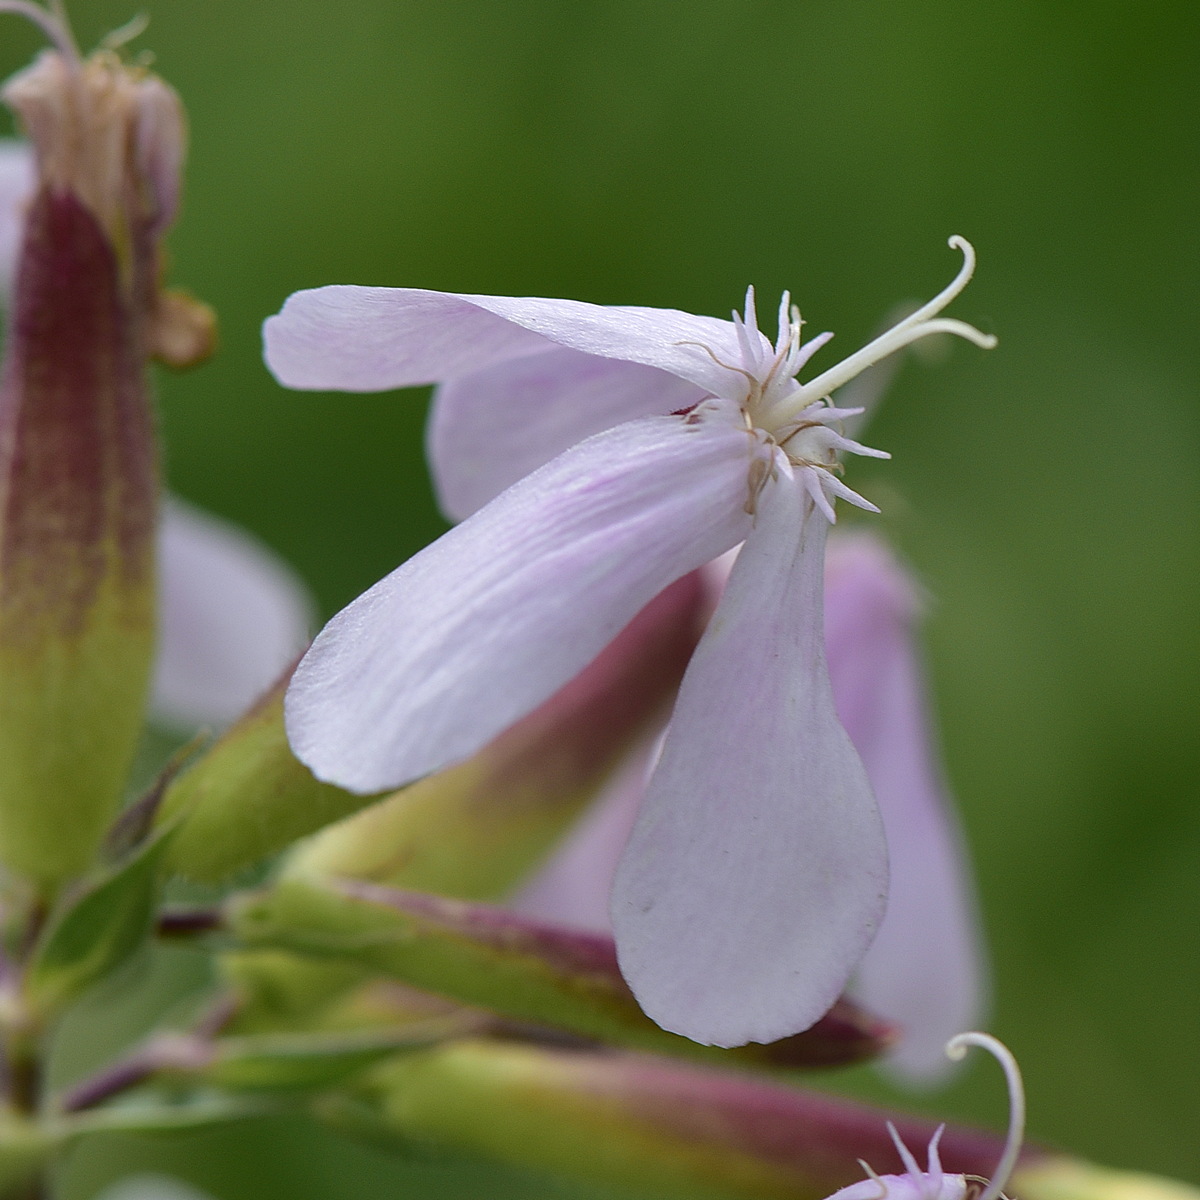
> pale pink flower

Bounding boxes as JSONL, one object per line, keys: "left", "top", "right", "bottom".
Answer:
{"left": 264, "top": 239, "right": 994, "bottom": 1046}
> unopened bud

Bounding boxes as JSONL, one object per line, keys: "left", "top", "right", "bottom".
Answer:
{"left": 0, "top": 11, "right": 200, "bottom": 883}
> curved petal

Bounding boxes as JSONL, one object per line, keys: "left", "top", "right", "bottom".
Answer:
{"left": 0, "top": 140, "right": 35, "bottom": 304}
{"left": 152, "top": 497, "right": 314, "bottom": 729}
{"left": 429, "top": 346, "right": 706, "bottom": 520}
{"left": 264, "top": 285, "right": 757, "bottom": 398}
{"left": 611, "top": 470, "right": 888, "bottom": 1047}
{"left": 286, "top": 410, "right": 757, "bottom": 794}
{"left": 264, "top": 286, "right": 554, "bottom": 391}
{"left": 824, "top": 534, "right": 986, "bottom": 1084}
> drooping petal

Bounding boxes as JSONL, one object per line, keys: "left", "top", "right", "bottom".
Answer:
{"left": 152, "top": 497, "right": 314, "bottom": 729}
{"left": 429, "top": 345, "right": 706, "bottom": 520}
{"left": 286, "top": 409, "right": 758, "bottom": 794}
{"left": 824, "top": 534, "right": 986, "bottom": 1083}
{"left": 0, "top": 140, "right": 34, "bottom": 303}
{"left": 611, "top": 468, "right": 888, "bottom": 1047}
{"left": 264, "top": 285, "right": 760, "bottom": 398}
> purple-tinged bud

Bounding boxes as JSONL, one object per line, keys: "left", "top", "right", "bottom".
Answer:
{"left": 0, "top": 13, "right": 207, "bottom": 884}
{"left": 319, "top": 1037, "right": 1027, "bottom": 1200}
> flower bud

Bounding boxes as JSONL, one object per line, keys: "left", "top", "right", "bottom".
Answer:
{"left": 317, "top": 1037, "right": 1018, "bottom": 1200}
{"left": 0, "top": 22, "right": 205, "bottom": 883}
{"left": 1014, "top": 1160, "right": 1200, "bottom": 1200}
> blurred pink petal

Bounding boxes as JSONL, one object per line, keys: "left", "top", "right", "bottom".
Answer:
{"left": 153, "top": 497, "right": 314, "bottom": 728}
{"left": 612, "top": 472, "right": 888, "bottom": 1046}
{"left": 824, "top": 533, "right": 986, "bottom": 1083}
{"left": 0, "top": 140, "right": 34, "bottom": 302}
{"left": 285, "top": 412, "right": 756, "bottom": 794}
{"left": 511, "top": 735, "right": 661, "bottom": 933}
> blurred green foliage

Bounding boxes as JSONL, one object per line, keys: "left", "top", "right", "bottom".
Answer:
{"left": 4, "top": 1, "right": 1198, "bottom": 1196}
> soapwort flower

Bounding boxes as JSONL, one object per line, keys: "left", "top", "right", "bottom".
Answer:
{"left": 265, "top": 240, "right": 994, "bottom": 1045}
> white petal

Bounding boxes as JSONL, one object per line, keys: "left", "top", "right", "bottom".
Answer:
{"left": 824, "top": 534, "right": 987, "bottom": 1084}
{"left": 286, "top": 411, "right": 757, "bottom": 794}
{"left": 264, "top": 286, "right": 757, "bottom": 398}
{"left": 264, "top": 286, "right": 553, "bottom": 391}
{"left": 153, "top": 497, "right": 315, "bottom": 729}
{"left": 0, "top": 140, "right": 34, "bottom": 305}
{"left": 429, "top": 345, "right": 706, "bottom": 520}
{"left": 611, "top": 470, "right": 888, "bottom": 1046}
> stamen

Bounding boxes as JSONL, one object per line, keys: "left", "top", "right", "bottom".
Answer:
{"left": 0, "top": 0, "right": 80, "bottom": 63}
{"left": 802, "top": 468, "right": 838, "bottom": 524}
{"left": 775, "top": 291, "right": 792, "bottom": 356}
{"left": 821, "top": 471, "right": 880, "bottom": 514}
{"left": 857, "top": 1159, "right": 890, "bottom": 1200}
{"left": 741, "top": 284, "right": 758, "bottom": 340}
{"left": 887, "top": 1123, "right": 923, "bottom": 1178}
{"left": 732, "top": 309, "right": 760, "bottom": 373}
{"left": 944, "top": 1033, "right": 1026, "bottom": 1200}
{"left": 831, "top": 433, "right": 891, "bottom": 460}
{"left": 926, "top": 1126, "right": 946, "bottom": 1179}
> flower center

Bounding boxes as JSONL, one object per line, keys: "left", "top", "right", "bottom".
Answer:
{"left": 688, "top": 237, "right": 996, "bottom": 523}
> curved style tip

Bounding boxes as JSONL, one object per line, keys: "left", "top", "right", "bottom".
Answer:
{"left": 944, "top": 1032, "right": 1026, "bottom": 1200}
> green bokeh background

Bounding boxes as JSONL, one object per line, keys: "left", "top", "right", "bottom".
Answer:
{"left": 4, "top": 1, "right": 1198, "bottom": 1196}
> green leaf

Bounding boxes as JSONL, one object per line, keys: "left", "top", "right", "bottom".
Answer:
{"left": 24, "top": 823, "right": 175, "bottom": 1017}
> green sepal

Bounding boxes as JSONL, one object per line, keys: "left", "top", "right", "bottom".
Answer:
{"left": 60, "top": 1093, "right": 273, "bottom": 1138}
{"left": 228, "top": 879, "right": 890, "bottom": 1072}
{"left": 24, "top": 821, "right": 175, "bottom": 1018}
{"left": 0, "top": 187, "right": 158, "bottom": 887}
{"left": 199, "top": 1024, "right": 464, "bottom": 1093}
{"left": 0, "top": 1112, "right": 52, "bottom": 1198}
{"left": 157, "top": 680, "right": 384, "bottom": 882}
{"left": 313, "top": 1039, "right": 895, "bottom": 1200}
{"left": 1013, "top": 1160, "right": 1200, "bottom": 1200}
{"left": 219, "top": 951, "right": 371, "bottom": 1035}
